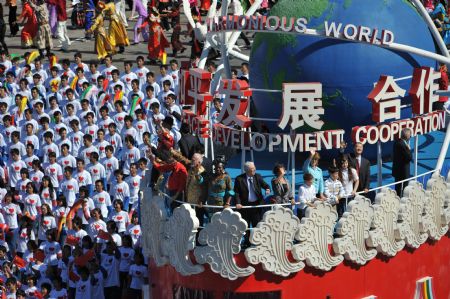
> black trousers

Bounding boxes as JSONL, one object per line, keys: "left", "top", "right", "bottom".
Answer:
{"left": 8, "top": 5, "right": 18, "bottom": 36}
{"left": 239, "top": 202, "right": 262, "bottom": 245}
{"left": 0, "top": 24, "right": 8, "bottom": 54}
{"left": 394, "top": 176, "right": 407, "bottom": 197}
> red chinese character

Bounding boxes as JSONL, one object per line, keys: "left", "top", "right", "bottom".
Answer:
{"left": 187, "top": 68, "right": 213, "bottom": 116}
{"left": 368, "top": 75, "right": 405, "bottom": 122}
{"left": 409, "top": 66, "right": 441, "bottom": 115}
{"left": 216, "top": 79, "right": 252, "bottom": 128}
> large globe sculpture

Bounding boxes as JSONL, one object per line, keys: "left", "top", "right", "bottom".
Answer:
{"left": 249, "top": 0, "right": 438, "bottom": 161}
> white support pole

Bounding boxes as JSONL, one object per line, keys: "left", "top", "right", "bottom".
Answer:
{"left": 377, "top": 139, "right": 382, "bottom": 190}
{"left": 291, "top": 147, "right": 296, "bottom": 196}
{"left": 414, "top": 135, "right": 419, "bottom": 178}
{"left": 436, "top": 113, "right": 450, "bottom": 171}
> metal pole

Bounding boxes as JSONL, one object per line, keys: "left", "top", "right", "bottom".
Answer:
{"left": 377, "top": 139, "right": 382, "bottom": 190}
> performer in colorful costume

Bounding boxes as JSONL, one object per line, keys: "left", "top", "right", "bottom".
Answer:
{"left": 86, "top": 1, "right": 116, "bottom": 60}
{"left": 139, "top": 8, "right": 170, "bottom": 63}
{"left": 17, "top": 0, "right": 37, "bottom": 48}
{"left": 103, "top": 2, "right": 130, "bottom": 53}
{"left": 131, "top": 0, "right": 148, "bottom": 44}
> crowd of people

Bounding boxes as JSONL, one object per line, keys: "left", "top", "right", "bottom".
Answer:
{"left": 0, "top": 0, "right": 442, "bottom": 298}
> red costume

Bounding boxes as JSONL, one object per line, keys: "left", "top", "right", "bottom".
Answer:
{"left": 18, "top": 2, "right": 37, "bottom": 47}
{"left": 141, "top": 15, "right": 170, "bottom": 61}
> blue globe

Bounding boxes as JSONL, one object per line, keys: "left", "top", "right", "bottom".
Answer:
{"left": 249, "top": 0, "right": 438, "bottom": 160}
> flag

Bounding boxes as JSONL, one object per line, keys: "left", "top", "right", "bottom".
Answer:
{"left": 27, "top": 50, "right": 40, "bottom": 65}
{"left": 13, "top": 255, "right": 27, "bottom": 269}
{"left": 70, "top": 76, "right": 79, "bottom": 90}
{"left": 74, "top": 249, "right": 95, "bottom": 266}
{"left": 97, "top": 230, "right": 110, "bottom": 240}
{"left": 33, "top": 249, "right": 45, "bottom": 263}
{"left": 56, "top": 215, "right": 66, "bottom": 241}
{"left": 161, "top": 51, "right": 167, "bottom": 65}
{"left": 415, "top": 277, "right": 435, "bottom": 299}
{"left": 99, "top": 93, "right": 110, "bottom": 107}
{"left": 129, "top": 95, "right": 142, "bottom": 116}
{"left": 49, "top": 55, "right": 57, "bottom": 68}
{"left": 50, "top": 79, "right": 60, "bottom": 92}
{"left": 69, "top": 271, "right": 80, "bottom": 282}
{"left": 102, "top": 78, "right": 109, "bottom": 91}
{"left": 80, "top": 85, "right": 93, "bottom": 100}
{"left": 18, "top": 96, "right": 28, "bottom": 116}
{"left": 114, "top": 90, "right": 124, "bottom": 102}
{"left": 4, "top": 82, "right": 12, "bottom": 94}
{"left": 65, "top": 235, "right": 79, "bottom": 247}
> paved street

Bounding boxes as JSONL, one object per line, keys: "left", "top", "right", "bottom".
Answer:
{"left": 3, "top": 3, "right": 251, "bottom": 72}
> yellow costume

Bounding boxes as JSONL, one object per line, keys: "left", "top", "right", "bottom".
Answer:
{"left": 87, "top": 12, "right": 116, "bottom": 60}
{"left": 104, "top": 2, "right": 130, "bottom": 48}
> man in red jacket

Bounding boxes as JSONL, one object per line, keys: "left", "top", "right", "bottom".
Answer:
{"left": 150, "top": 150, "right": 187, "bottom": 213}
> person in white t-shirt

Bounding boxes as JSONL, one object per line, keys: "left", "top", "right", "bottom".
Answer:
{"left": 128, "top": 252, "right": 148, "bottom": 299}
{"left": 92, "top": 180, "right": 112, "bottom": 219}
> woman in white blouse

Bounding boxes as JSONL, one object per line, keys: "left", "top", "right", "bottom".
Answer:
{"left": 337, "top": 155, "right": 359, "bottom": 217}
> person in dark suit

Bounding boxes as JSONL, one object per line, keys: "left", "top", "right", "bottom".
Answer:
{"left": 234, "top": 161, "right": 270, "bottom": 245}
{"left": 339, "top": 142, "right": 371, "bottom": 193}
{"left": 392, "top": 128, "right": 412, "bottom": 197}
{"left": 178, "top": 122, "right": 201, "bottom": 160}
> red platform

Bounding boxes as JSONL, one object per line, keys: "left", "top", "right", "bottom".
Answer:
{"left": 150, "top": 233, "right": 450, "bottom": 298}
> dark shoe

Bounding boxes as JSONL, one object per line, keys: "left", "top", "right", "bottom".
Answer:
{"left": 118, "top": 46, "right": 125, "bottom": 53}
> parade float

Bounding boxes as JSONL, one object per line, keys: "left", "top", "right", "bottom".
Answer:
{"left": 141, "top": 0, "right": 450, "bottom": 298}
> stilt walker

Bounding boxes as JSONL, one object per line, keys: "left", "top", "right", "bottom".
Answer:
{"left": 84, "top": 0, "right": 95, "bottom": 39}
{"left": 86, "top": 1, "right": 116, "bottom": 60}
{"left": 55, "top": 0, "right": 71, "bottom": 52}
{"left": 168, "top": 3, "right": 186, "bottom": 57}
{"left": 17, "top": 0, "right": 37, "bottom": 48}
{"left": 115, "top": 0, "right": 128, "bottom": 27}
{"left": 104, "top": 2, "right": 130, "bottom": 53}
{"left": 47, "top": 0, "right": 58, "bottom": 37}
{"left": 26, "top": 0, "right": 53, "bottom": 58}
{"left": 132, "top": 0, "right": 148, "bottom": 44}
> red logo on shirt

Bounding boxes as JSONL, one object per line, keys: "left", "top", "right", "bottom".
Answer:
{"left": 117, "top": 188, "right": 123, "bottom": 193}
{"left": 67, "top": 185, "right": 73, "bottom": 190}
{"left": 64, "top": 161, "right": 69, "bottom": 165}
{"left": 50, "top": 168, "right": 56, "bottom": 173}
{"left": 133, "top": 181, "right": 138, "bottom": 187}
{"left": 44, "top": 193, "right": 49, "bottom": 198}
{"left": 14, "top": 166, "right": 20, "bottom": 171}
{"left": 100, "top": 146, "right": 105, "bottom": 151}
{"left": 99, "top": 197, "right": 104, "bottom": 202}
{"left": 93, "top": 169, "right": 98, "bottom": 174}
{"left": 133, "top": 229, "right": 139, "bottom": 235}
{"left": 118, "top": 117, "right": 124, "bottom": 122}
{"left": 107, "top": 163, "right": 112, "bottom": 169}
{"left": 116, "top": 216, "right": 122, "bottom": 221}
{"left": 89, "top": 130, "right": 94, "bottom": 135}
{"left": 28, "top": 199, "right": 35, "bottom": 204}
{"left": 8, "top": 208, "right": 15, "bottom": 214}
{"left": 128, "top": 154, "right": 134, "bottom": 159}
{"left": 79, "top": 176, "right": 84, "bottom": 182}
{"left": 138, "top": 125, "right": 143, "bottom": 130}
{"left": 44, "top": 220, "right": 50, "bottom": 226}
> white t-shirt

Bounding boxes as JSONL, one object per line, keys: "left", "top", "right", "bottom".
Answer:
{"left": 101, "top": 253, "right": 120, "bottom": 287}
{"left": 110, "top": 210, "right": 129, "bottom": 233}
{"left": 129, "top": 264, "right": 148, "bottom": 290}
{"left": 92, "top": 191, "right": 111, "bottom": 218}
{"left": 119, "top": 247, "right": 135, "bottom": 272}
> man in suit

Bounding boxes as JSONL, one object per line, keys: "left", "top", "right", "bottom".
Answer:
{"left": 339, "top": 142, "right": 371, "bottom": 193}
{"left": 178, "top": 122, "right": 201, "bottom": 160}
{"left": 392, "top": 128, "right": 412, "bottom": 197}
{"left": 234, "top": 161, "right": 270, "bottom": 245}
